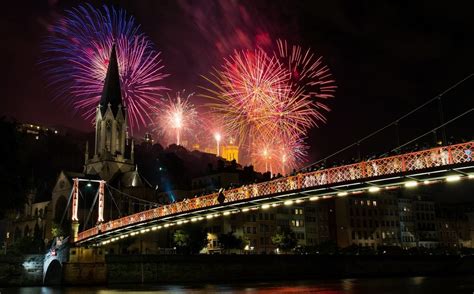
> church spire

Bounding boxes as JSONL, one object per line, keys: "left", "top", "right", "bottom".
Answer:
{"left": 100, "top": 44, "right": 123, "bottom": 117}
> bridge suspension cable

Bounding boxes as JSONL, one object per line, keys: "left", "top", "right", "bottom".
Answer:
{"left": 106, "top": 187, "right": 123, "bottom": 218}
{"left": 106, "top": 184, "right": 159, "bottom": 207}
{"left": 389, "top": 107, "right": 474, "bottom": 155}
{"left": 301, "top": 73, "right": 474, "bottom": 171}
{"left": 84, "top": 189, "right": 99, "bottom": 229}
{"left": 59, "top": 188, "right": 74, "bottom": 226}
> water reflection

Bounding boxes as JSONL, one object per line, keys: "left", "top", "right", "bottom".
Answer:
{"left": 3, "top": 276, "right": 474, "bottom": 294}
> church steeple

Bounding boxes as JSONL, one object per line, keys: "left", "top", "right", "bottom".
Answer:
{"left": 99, "top": 44, "right": 123, "bottom": 117}
{"left": 85, "top": 44, "right": 133, "bottom": 180}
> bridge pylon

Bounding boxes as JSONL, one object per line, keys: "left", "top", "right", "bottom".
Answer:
{"left": 71, "top": 178, "right": 80, "bottom": 243}
{"left": 71, "top": 221, "right": 80, "bottom": 243}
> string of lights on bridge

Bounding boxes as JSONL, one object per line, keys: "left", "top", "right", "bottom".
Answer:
{"left": 99, "top": 172, "right": 474, "bottom": 246}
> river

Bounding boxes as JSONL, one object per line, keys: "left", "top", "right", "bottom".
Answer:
{"left": 2, "top": 276, "right": 474, "bottom": 293}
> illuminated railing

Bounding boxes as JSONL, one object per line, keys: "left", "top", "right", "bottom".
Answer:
{"left": 77, "top": 141, "right": 473, "bottom": 242}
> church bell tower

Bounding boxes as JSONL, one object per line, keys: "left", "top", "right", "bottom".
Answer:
{"left": 84, "top": 44, "right": 134, "bottom": 180}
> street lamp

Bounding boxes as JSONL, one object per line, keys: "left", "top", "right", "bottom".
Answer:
{"left": 214, "top": 133, "right": 221, "bottom": 156}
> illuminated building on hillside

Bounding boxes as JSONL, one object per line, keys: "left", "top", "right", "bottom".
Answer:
{"left": 194, "top": 138, "right": 239, "bottom": 163}
{"left": 221, "top": 142, "right": 239, "bottom": 163}
{"left": 17, "top": 123, "right": 60, "bottom": 140}
{"left": 143, "top": 132, "right": 154, "bottom": 144}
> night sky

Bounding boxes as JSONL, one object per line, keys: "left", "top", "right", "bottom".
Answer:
{"left": 1, "top": 0, "right": 473, "bottom": 164}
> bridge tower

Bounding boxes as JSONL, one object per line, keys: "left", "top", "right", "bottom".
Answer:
{"left": 71, "top": 178, "right": 80, "bottom": 242}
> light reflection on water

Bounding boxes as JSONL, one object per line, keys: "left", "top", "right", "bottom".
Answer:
{"left": 3, "top": 276, "right": 474, "bottom": 294}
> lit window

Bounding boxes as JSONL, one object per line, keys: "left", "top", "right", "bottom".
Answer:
{"left": 294, "top": 208, "right": 303, "bottom": 215}
{"left": 291, "top": 220, "right": 305, "bottom": 227}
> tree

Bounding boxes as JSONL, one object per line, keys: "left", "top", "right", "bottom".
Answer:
{"left": 315, "top": 240, "right": 339, "bottom": 255}
{"left": 218, "top": 232, "right": 244, "bottom": 253}
{"left": 9, "top": 236, "right": 44, "bottom": 255}
{"left": 187, "top": 224, "right": 208, "bottom": 254}
{"left": 173, "top": 224, "right": 208, "bottom": 254}
{"left": 51, "top": 222, "right": 64, "bottom": 238}
{"left": 340, "top": 244, "right": 360, "bottom": 255}
{"left": 173, "top": 229, "right": 190, "bottom": 250}
{"left": 271, "top": 227, "right": 297, "bottom": 253}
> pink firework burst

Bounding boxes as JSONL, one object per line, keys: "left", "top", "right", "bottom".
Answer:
{"left": 41, "top": 4, "right": 168, "bottom": 132}
{"left": 202, "top": 48, "right": 290, "bottom": 145}
{"left": 276, "top": 39, "right": 336, "bottom": 119}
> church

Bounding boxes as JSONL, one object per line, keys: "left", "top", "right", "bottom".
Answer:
{"left": 8, "top": 45, "right": 156, "bottom": 246}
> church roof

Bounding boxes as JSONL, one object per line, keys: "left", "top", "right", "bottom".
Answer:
{"left": 99, "top": 44, "right": 123, "bottom": 117}
{"left": 63, "top": 171, "right": 85, "bottom": 179}
{"left": 120, "top": 167, "right": 149, "bottom": 188}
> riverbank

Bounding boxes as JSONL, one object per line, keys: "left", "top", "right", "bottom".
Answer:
{"left": 0, "top": 255, "right": 43, "bottom": 286}
{"left": 4, "top": 275, "right": 474, "bottom": 294}
{"left": 2, "top": 254, "right": 474, "bottom": 286}
{"left": 105, "top": 254, "right": 474, "bottom": 284}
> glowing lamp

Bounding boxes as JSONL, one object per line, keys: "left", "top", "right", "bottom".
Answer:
{"left": 368, "top": 187, "right": 380, "bottom": 193}
{"left": 404, "top": 181, "right": 418, "bottom": 188}
{"left": 284, "top": 200, "right": 293, "bottom": 206}
{"left": 446, "top": 175, "right": 461, "bottom": 182}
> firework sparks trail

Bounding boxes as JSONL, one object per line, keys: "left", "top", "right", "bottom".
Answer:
{"left": 201, "top": 48, "right": 290, "bottom": 145}
{"left": 155, "top": 91, "right": 197, "bottom": 147}
{"left": 194, "top": 113, "right": 231, "bottom": 148}
{"left": 41, "top": 4, "right": 168, "bottom": 131}
{"left": 251, "top": 134, "right": 308, "bottom": 175}
{"left": 276, "top": 39, "right": 337, "bottom": 122}
{"left": 202, "top": 41, "right": 336, "bottom": 172}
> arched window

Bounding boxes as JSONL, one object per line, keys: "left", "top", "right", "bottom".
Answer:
{"left": 34, "top": 223, "right": 41, "bottom": 239}
{"left": 105, "top": 120, "right": 112, "bottom": 152}
{"left": 96, "top": 123, "right": 102, "bottom": 155}
{"left": 116, "top": 125, "right": 122, "bottom": 154}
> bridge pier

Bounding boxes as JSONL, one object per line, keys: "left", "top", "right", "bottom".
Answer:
{"left": 71, "top": 221, "right": 80, "bottom": 243}
{"left": 63, "top": 247, "right": 107, "bottom": 285}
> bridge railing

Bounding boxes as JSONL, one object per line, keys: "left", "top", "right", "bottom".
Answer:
{"left": 77, "top": 141, "right": 473, "bottom": 242}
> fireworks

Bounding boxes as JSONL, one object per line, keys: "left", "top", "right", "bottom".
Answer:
{"left": 202, "top": 41, "right": 336, "bottom": 172}
{"left": 41, "top": 4, "right": 168, "bottom": 131}
{"left": 155, "top": 91, "right": 197, "bottom": 146}
{"left": 202, "top": 48, "right": 290, "bottom": 144}
{"left": 251, "top": 135, "right": 308, "bottom": 175}
{"left": 276, "top": 39, "right": 337, "bottom": 103}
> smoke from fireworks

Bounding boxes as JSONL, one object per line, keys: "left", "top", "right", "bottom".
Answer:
{"left": 41, "top": 4, "right": 168, "bottom": 131}
{"left": 155, "top": 91, "right": 197, "bottom": 147}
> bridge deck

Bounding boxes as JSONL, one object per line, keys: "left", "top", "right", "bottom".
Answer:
{"left": 77, "top": 142, "right": 474, "bottom": 245}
